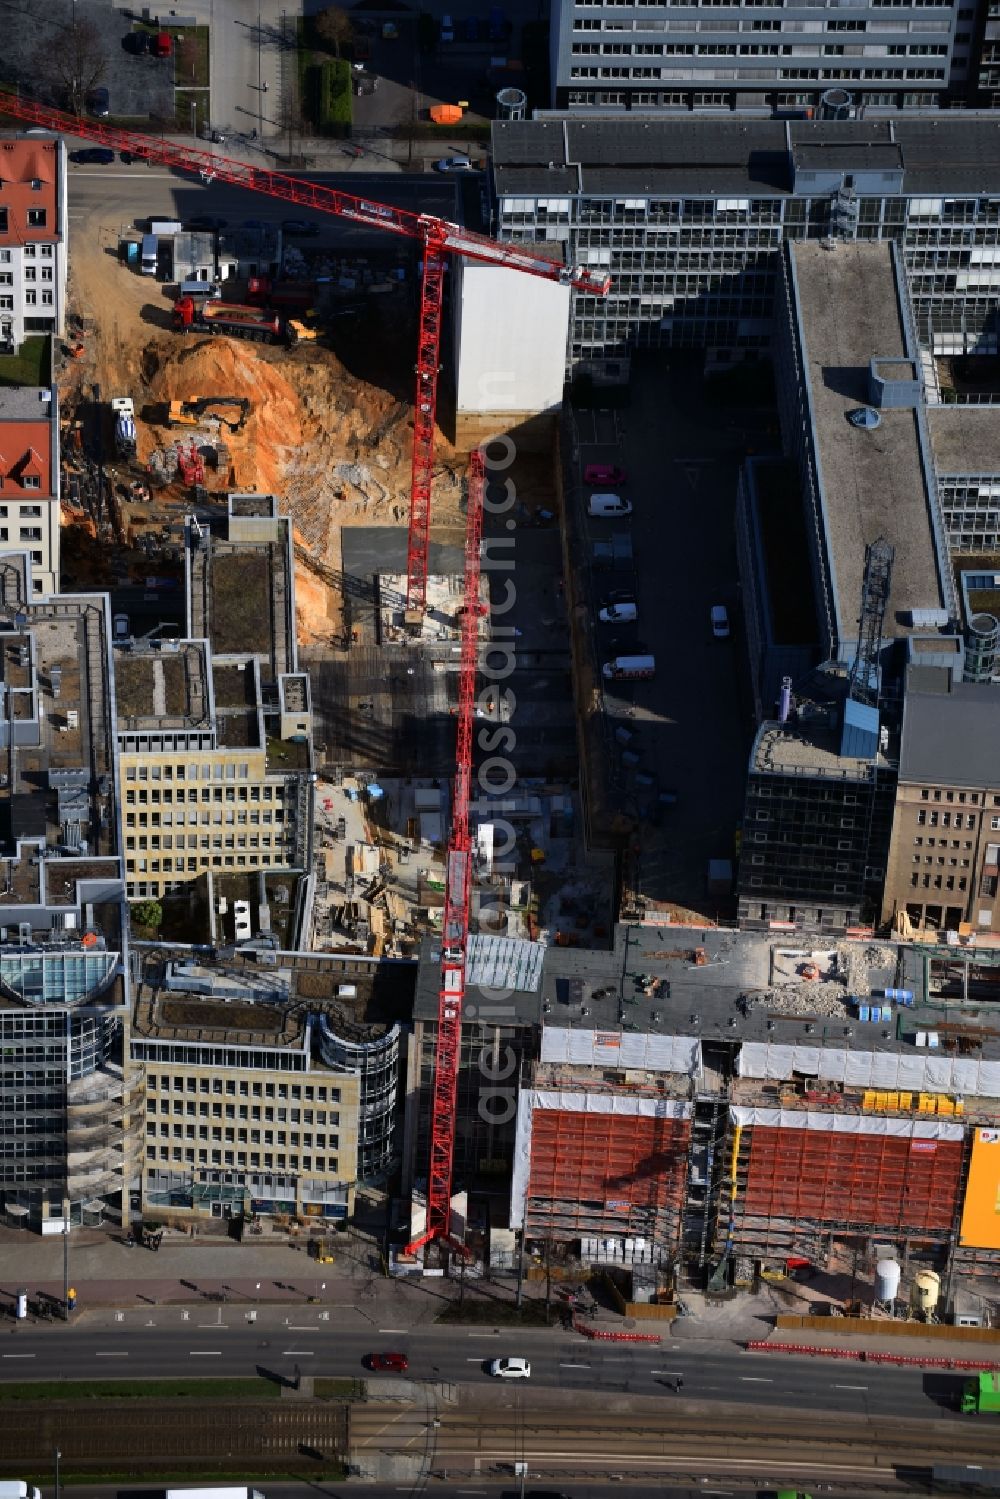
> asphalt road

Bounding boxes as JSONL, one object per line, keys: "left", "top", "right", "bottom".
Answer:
{"left": 0, "top": 1316, "right": 967, "bottom": 1423}
{"left": 48, "top": 1484, "right": 811, "bottom": 1499}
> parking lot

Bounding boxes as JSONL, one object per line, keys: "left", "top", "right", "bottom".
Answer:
{"left": 2, "top": 0, "right": 175, "bottom": 121}
{"left": 571, "top": 354, "right": 760, "bottom": 918}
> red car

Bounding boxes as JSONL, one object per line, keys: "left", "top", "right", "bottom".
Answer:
{"left": 584, "top": 463, "right": 626, "bottom": 484}
{"left": 368, "top": 1351, "right": 408, "bottom": 1373}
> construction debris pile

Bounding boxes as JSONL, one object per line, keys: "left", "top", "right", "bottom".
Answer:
{"left": 741, "top": 942, "right": 899, "bottom": 1018}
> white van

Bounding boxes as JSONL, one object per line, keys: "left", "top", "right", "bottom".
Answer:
{"left": 588, "top": 492, "right": 632, "bottom": 518}
{"left": 598, "top": 599, "right": 637, "bottom": 624}
{"left": 233, "top": 900, "right": 252, "bottom": 940}
{"left": 0, "top": 1484, "right": 42, "bottom": 1499}
{"left": 140, "top": 233, "right": 158, "bottom": 276}
{"left": 602, "top": 655, "right": 655, "bottom": 681}
{"left": 149, "top": 218, "right": 183, "bottom": 236}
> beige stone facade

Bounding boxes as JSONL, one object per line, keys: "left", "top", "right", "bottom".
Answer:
{"left": 882, "top": 778, "right": 1000, "bottom": 936}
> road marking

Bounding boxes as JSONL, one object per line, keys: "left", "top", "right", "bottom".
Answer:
{"left": 1, "top": 1354, "right": 34, "bottom": 1360}
{"left": 282, "top": 1350, "right": 315, "bottom": 1356}
{"left": 559, "top": 1363, "right": 590, "bottom": 1369}
{"left": 650, "top": 1371, "right": 682, "bottom": 1377}
{"left": 287, "top": 1325, "right": 317, "bottom": 1331}
{"left": 380, "top": 1328, "right": 407, "bottom": 1333}
{"left": 835, "top": 1383, "right": 869, "bottom": 1390}
{"left": 740, "top": 1376, "right": 773, "bottom": 1383}
{"left": 466, "top": 1357, "right": 485, "bottom": 1362}
{"left": 189, "top": 1350, "right": 222, "bottom": 1356}
{"left": 95, "top": 1352, "right": 129, "bottom": 1358}
{"left": 197, "top": 1324, "right": 229, "bottom": 1329}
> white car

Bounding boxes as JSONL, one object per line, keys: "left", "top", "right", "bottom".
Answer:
{"left": 710, "top": 604, "right": 730, "bottom": 639}
{"left": 489, "top": 1357, "right": 531, "bottom": 1379}
{"left": 233, "top": 899, "right": 252, "bottom": 940}
{"left": 435, "top": 156, "right": 474, "bottom": 172}
{"left": 598, "top": 599, "right": 637, "bottom": 624}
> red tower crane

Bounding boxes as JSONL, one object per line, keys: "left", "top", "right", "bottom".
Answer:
{"left": 0, "top": 99, "right": 610, "bottom": 615}
{"left": 406, "top": 446, "right": 486, "bottom": 1252}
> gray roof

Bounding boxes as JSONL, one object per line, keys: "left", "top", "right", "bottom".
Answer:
{"left": 927, "top": 406, "right": 1000, "bottom": 476}
{"left": 791, "top": 240, "right": 944, "bottom": 638}
{"left": 0, "top": 387, "right": 52, "bottom": 421}
{"left": 491, "top": 117, "right": 1000, "bottom": 198}
{"left": 899, "top": 670, "right": 1000, "bottom": 787}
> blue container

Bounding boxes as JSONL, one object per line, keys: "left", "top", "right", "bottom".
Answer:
{"left": 870, "top": 1005, "right": 882, "bottom": 1023}
{"left": 883, "top": 987, "right": 914, "bottom": 1005}
{"left": 858, "top": 1003, "right": 871, "bottom": 1023}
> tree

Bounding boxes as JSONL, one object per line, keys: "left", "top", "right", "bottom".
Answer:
{"left": 130, "top": 898, "right": 163, "bottom": 931}
{"left": 315, "top": 5, "right": 353, "bottom": 57}
{"left": 30, "top": 16, "right": 106, "bottom": 116}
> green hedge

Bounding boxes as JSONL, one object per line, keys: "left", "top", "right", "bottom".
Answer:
{"left": 315, "top": 58, "right": 351, "bottom": 135}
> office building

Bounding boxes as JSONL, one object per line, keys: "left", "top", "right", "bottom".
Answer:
{"left": 0, "top": 133, "right": 67, "bottom": 349}
{"left": 881, "top": 666, "right": 1000, "bottom": 936}
{"left": 0, "top": 557, "right": 135, "bottom": 1231}
{"left": 117, "top": 495, "right": 313, "bottom": 906}
{"left": 492, "top": 116, "right": 1000, "bottom": 385}
{"left": 132, "top": 947, "right": 410, "bottom": 1223}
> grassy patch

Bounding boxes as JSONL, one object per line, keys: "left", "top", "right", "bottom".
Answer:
{"left": 0, "top": 1377, "right": 282, "bottom": 1401}
{"left": 0, "top": 335, "right": 50, "bottom": 388}
{"left": 312, "top": 1377, "right": 366, "bottom": 1400}
{"left": 175, "top": 88, "right": 210, "bottom": 134}
{"left": 437, "top": 1295, "right": 553, "bottom": 1326}
{"left": 171, "top": 26, "right": 211, "bottom": 88}
{"left": 296, "top": 21, "right": 352, "bottom": 135}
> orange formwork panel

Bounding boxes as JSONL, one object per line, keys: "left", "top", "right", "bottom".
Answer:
{"left": 739, "top": 1126, "right": 962, "bottom": 1233}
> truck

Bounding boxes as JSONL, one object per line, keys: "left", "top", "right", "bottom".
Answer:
{"left": 165, "top": 1490, "right": 265, "bottom": 1499}
{"left": 111, "top": 396, "right": 136, "bottom": 457}
{"left": 961, "top": 1371, "right": 1000, "bottom": 1413}
{"left": 149, "top": 218, "right": 183, "bottom": 236}
{"left": 246, "top": 275, "right": 317, "bottom": 313}
{"left": 173, "top": 297, "right": 282, "bottom": 344}
{"left": 602, "top": 654, "right": 655, "bottom": 681}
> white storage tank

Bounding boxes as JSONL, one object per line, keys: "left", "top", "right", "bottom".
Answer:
{"left": 875, "top": 1258, "right": 901, "bottom": 1302}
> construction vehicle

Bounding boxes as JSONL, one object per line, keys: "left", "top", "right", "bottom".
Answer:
{"left": 286, "top": 318, "right": 319, "bottom": 347}
{"left": 172, "top": 297, "right": 282, "bottom": 344}
{"left": 246, "top": 275, "right": 317, "bottom": 314}
{"left": 176, "top": 442, "right": 205, "bottom": 486}
{"left": 961, "top": 1372, "right": 1000, "bottom": 1414}
{"left": 167, "top": 397, "right": 251, "bottom": 434}
{"left": 0, "top": 97, "right": 611, "bottom": 1264}
{"left": 111, "top": 396, "right": 136, "bottom": 457}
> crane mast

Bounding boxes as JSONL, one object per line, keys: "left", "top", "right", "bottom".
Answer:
{"left": 2, "top": 99, "right": 611, "bottom": 1252}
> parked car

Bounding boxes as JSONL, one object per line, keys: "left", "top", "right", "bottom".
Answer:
{"left": 233, "top": 900, "right": 252, "bottom": 940}
{"left": 113, "top": 614, "right": 130, "bottom": 640}
{"left": 434, "top": 156, "right": 474, "bottom": 172}
{"left": 150, "top": 31, "right": 173, "bottom": 57}
{"left": 87, "top": 86, "right": 110, "bottom": 117}
{"left": 710, "top": 603, "right": 730, "bottom": 639}
{"left": 584, "top": 463, "right": 627, "bottom": 484}
{"left": 281, "top": 218, "right": 320, "bottom": 237}
{"left": 122, "top": 29, "right": 148, "bottom": 53}
{"left": 70, "top": 147, "right": 115, "bottom": 165}
{"left": 599, "top": 599, "right": 637, "bottom": 624}
{"left": 368, "top": 1352, "right": 408, "bottom": 1373}
{"left": 440, "top": 12, "right": 455, "bottom": 40}
{"left": 119, "top": 150, "right": 136, "bottom": 164}
{"left": 489, "top": 1357, "right": 531, "bottom": 1379}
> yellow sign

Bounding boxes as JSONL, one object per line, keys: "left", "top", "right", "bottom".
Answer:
{"left": 959, "top": 1129, "right": 1000, "bottom": 1249}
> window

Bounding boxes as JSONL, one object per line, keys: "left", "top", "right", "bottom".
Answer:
{"left": 26, "top": 209, "right": 46, "bottom": 228}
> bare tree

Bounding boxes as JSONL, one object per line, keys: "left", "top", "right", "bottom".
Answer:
{"left": 30, "top": 16, "right": 106, "bottom": 115}
{"left": 314, "top": 4, "right": 353, "bottom": 57}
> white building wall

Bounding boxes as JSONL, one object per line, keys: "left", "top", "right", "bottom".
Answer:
{"left": 454, "top": 260, "right": 570, "bottom": 415}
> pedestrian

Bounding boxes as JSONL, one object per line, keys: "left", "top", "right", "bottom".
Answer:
{"left": 262, "top": 80, "right": 268, "bottom": 92}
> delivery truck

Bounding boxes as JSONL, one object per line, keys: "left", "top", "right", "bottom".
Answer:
{"left": 961, "top": 1371, "right": 1000, "bottom": 1413}
{"left": 173, "top": 297, "right": 282, "bottom": 344}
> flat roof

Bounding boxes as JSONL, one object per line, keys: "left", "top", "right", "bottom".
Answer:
{"left": 750, "top": 713, "right": 888, "bottom": 779}
{"left": 492, "top": 117, "right": 1000, "bottom": 198}
{"left": 790, "top": 240, "right": 943, "bottom": 641}
{"left": 899, "top": 671, "right": 1000, "bottom": 787}
{"left": 0, "top": 387, "right": 52, "bottom": 421}
{"left": 114, "top": 641, "right": 210, "bottom": 727}
{"left": 927, "top": 406, "right": 1000, "bottom": 476}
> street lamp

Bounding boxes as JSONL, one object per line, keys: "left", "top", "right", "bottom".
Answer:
{"left": 54, "top": 1447, "right": 61, "bottom": 1499}
{"left": 190, "top": 98, "right": 198, "bottom": 139}
{"left": 62, "top": 1197, "right": 69, "bottom": 1321}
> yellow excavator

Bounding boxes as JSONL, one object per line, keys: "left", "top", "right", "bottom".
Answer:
{"left": 166, "top": 396, "right": 251, "bottom": 433}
